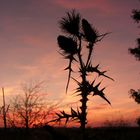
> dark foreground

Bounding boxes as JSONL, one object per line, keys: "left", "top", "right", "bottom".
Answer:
{"left": 0, "top": 127, "right": 140, "bottom": 140}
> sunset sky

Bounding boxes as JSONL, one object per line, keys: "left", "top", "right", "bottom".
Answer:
{"left": 0, "top": 0, "right": 140, "bottom": 127}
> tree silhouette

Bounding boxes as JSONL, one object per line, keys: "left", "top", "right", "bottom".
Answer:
{"left": 128, "top": 5, "right": 140, "bottom": 127}
{"left": 129, "top": 89, "right": 140, "bottom": 104}
{"left": 55, "top": 10, "right": 113, "bottom": 140}
{"left": 129, "top": 9, "right": 140, "bottom": 60}
{"left": 129, "top": 88, "right": 140, "bottom": 127}
{"left": 128, "top": 6, "right": 140, "bottom": 103}
{"left": 8, "top": 81, "right": 48, "bottom": 129}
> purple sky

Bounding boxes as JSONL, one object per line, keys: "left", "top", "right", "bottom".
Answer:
{"left": 0, "top": 0, "right": 140, "bottom": 126}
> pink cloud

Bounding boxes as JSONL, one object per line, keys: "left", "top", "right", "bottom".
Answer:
{"left": 53, "top": 0, "right": 114, "bottom": 14}
{"left": 54, "top": 0, "right": 108, "bottom": 8}
{"left": 21, "top": 35, "right": 48, "bottom": 48}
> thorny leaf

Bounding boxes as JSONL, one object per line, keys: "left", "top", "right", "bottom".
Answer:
{"left": 71, "top": 107, "right": 78, "bottom": 116}
{"left": 89, "top": 81, "right": 111, "bottom": 105}
{"left": 86, "top": 63, "right": 114, "bottom": 81}
{"left": 64, "top": 55, "right": 75, "bottom": 93}
{"left": 54, "top": 109, "right": 79, "bottom": 125}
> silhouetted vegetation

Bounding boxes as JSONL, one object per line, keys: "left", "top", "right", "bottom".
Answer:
{"left": 0, "top": 127, "right": 140, "bottom": 140}
{"left": 3, "top": 81, "right": 57, "bottom": 129}
{"left": 136, "top": 117, "right": 140, "bottom": 126}
{"left": 0, "top": 5, "right": 140, "bottom": 140}
{"left": 0, "top": 87, "right": 10, "bottom": 129}
{"left": 129, "top": 89, "right": 140, "bottom": 126}
{"left": 10, "top": 82, "right": 47, "bottom": 129}
{"left": 55, "top": 10, "right": 113, "bottom": 140}
{"left": 129, "top": 7, "right": 140, "bottom": 60}
{"left": 103, "top": 118, "right": 130, "bottom": 128}
{"left": 129, "top": 89, "right": 140, "bottom": 104}
{"left": 128, "top": 4, "right": 140, "bottom": 127}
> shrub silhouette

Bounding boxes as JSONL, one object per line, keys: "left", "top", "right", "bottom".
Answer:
{"left": 55, "top": 10, "right": 113, "bottom": 140}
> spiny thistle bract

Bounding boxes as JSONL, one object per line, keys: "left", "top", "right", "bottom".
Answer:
{"left": 59, "top": 10, "right": 80, "bottom": 37}
{"left": 56, "top": 10, "right": 113, "bottom": 140}
{"left": 82, "top": 18, "right": 98, "bottom": 43}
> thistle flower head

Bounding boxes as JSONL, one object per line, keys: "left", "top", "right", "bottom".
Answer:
{"left": 57, "top": 35, "right": 78, "bottom": 55}
{"left": 59, "top": 10, "right": 81, "bottom": 36}
{"left": 82, "top": 18, "right": 99, "bottom": 43}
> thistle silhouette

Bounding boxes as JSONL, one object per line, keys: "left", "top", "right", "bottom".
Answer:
{"left": 56, "top": 10, "right": 113, "bottom": 140}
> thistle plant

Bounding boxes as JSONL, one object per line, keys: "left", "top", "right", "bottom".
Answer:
{"left": 56, "top": 10, "right": 113, "bottom": 139}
